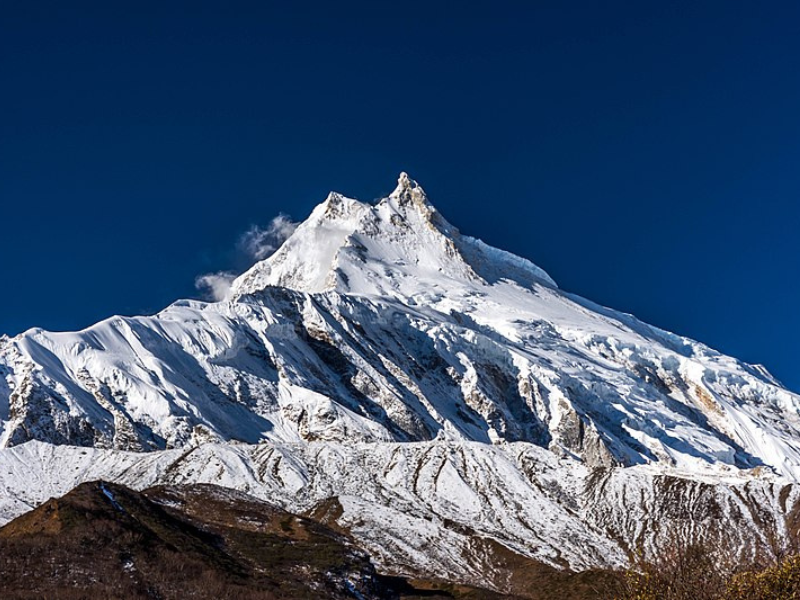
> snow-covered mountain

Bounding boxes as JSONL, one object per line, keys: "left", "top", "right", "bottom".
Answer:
{"left": 1, "top": 174, "right": 799, "bottom": 587}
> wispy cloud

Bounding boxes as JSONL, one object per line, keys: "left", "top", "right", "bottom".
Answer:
{"left": 237, "top": 214, "right": 298, "bottom": 261}
{"left": 194, "top": 271, "right": 237, "bottom": 302}
{"left": 195, "top": 214, "right": 298, "bottom": 302}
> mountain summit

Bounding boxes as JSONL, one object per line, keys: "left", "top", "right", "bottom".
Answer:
{"left": 230, "top": 173, "right": 556, "bottom": 298}
{"left": 2, "top": 175, "right": 800, "bottom": 582}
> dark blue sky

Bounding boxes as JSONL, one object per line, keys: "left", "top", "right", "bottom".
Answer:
{"left": 2, "top": 2, "right": 799, "bottom": 391}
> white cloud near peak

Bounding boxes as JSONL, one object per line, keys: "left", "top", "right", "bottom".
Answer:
{"left": 194, "top": 214, "right": 298, "bottom": 302}
{"left": 194, "top": 271, "right": 237, "bottom": 302}
{"left": 237, "top": 214, "right": 298, "bottom": 261}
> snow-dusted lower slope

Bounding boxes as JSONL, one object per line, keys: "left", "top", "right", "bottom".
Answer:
{"left": 1, "top": 174, "right": 799, "bottom": 582}
{"left": 0, "top": 439, "right": 797, "bottom": 586}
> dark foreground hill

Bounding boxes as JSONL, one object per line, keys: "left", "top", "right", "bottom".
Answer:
{"left": 0, "top": 481, "right": 621, "bottom": 600}
{"left": 0, "top": 481, "right": 501, "bottom": 599}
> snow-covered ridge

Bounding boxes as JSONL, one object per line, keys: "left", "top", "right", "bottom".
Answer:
{"left": 1, "top": 173, "right": 799, "bottom": 478}
{"left": 230, "top": 172, "right": 557, "bottom": 299}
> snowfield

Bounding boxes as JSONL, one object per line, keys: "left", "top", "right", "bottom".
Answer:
{"left": 1, "top": 173, "right": 799, "bottom": 583}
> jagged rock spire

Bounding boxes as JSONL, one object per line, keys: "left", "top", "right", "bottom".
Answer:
{"left": 390, "top": 172, "right": 427, "bottom": 206}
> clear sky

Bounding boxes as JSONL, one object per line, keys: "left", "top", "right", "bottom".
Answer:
{"left": 1, "top": 2, "right": 799, "bottom": 391}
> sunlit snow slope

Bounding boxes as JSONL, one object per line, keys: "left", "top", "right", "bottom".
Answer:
{"left": 1, "top": 174, "right": 799, "bottom": 580}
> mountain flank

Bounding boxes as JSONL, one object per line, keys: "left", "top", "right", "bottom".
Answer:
{"left": 2, "top": 174, "right": 800, "bottom": 592}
